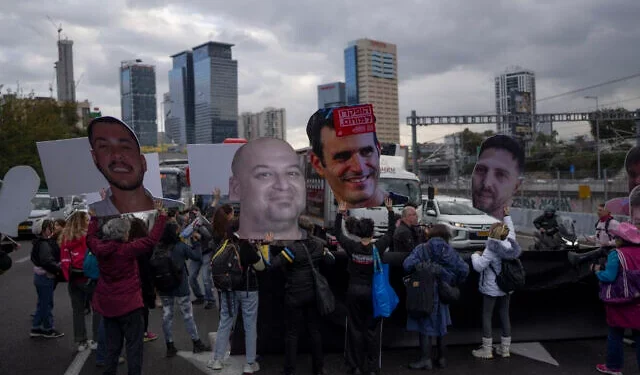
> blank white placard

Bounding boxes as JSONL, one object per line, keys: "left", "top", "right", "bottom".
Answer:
{"left": 187, "top": 144, "right": 242, "bottom": 195}
{"left": 0, "top": 166, "right": 41, "bottom": 236}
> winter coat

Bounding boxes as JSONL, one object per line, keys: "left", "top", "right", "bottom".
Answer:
{"left": 269, "top": 236, "right": 335, "bottom": 307}
{"left": 59, "top": 235, "right": 88, "bottom": 284}
{"left": 471, "top": 215, "right": 522, "bottom": 297}
{"left": 596, "top": 246, "right": 640, "bottom": 330}
{"left": 31, "top": 237, "right": 62, "bottom": 280}
{"left": 334, "top": 209, "right": 395, "bottom": 293}
{"left": 403, "top": 237, "right": 469, "bottom": 336}
{"left": 87, "top": 214, "right": 167, "bottom": 318}
{"left": 157, "top": 241, "right": 202, "bottom": 298}
{"left": 393, "top": 221, "right": 426, "bottom": 253}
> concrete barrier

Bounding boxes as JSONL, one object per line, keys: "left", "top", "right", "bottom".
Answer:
{"left": 511, "top": 207, "right": 629, "bottom": 237}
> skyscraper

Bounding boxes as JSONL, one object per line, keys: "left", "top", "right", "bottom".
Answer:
{"left": 56, "top": 39, "right": 75, "bottom": 103}
{"left": 344, "top": 38, "right": 399, "bottom": 143}
{"left": 168, "top": 51, "right": 195, "bottom": 145}
{"left": 238, "top": 108, "right": 286, "bottom": 141}
{"left": 193, "top": 42, "right": 238, "bottom": 144}
{"left": 120, "top": 61, "right": 157, "bottom": 146}
{"left": 317, "top": 82, "right": 346, "bottom": 109}
{"left": 495, "top": 67, "right": 536, "bottom": 136}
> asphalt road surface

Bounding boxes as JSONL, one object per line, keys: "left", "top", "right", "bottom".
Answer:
{"left": 2, "top": 239, "right": 638, "bottom": 375}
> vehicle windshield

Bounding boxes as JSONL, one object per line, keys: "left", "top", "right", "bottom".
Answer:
{"left": 378, "top": 178, "right": 421, "bottom": 206}
{"left": 32, "top": 197, "right": 51, "bottom": 211}
{"left": 161, "top": 173, "right": 180, "bottom": 198}
{"left": 438, "top": 201, "right": 485, "bottom": 215}
{"left": 558, "top": 216, "right": 576, "bottom": 236}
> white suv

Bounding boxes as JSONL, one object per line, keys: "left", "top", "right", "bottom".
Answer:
{"left": 423, "top": 196, "right": 499, "bottom": 250}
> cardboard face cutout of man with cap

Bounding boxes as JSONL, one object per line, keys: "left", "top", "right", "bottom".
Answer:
{"left": 605, "top": 146, "right": 640, "bottom": 217}
{"left": 88, "top": 116, "right": 179, "bottom": 217}
{"left": 471, "top": 135, "right": 525, "bottom": 220}
{"left": 228, "top": 137, "right": 307, "bottom": 240}
{"left": 306, "top": 104, "right": 388, "bottom": 209}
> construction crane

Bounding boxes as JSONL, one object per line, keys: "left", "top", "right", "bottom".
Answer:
{"left": 46, "top": 15, "right": 62, "bottom": 41}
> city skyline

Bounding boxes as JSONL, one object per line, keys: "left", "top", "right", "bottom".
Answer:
{"left": 2, "top": 1, "right": 640, "bottom": 149}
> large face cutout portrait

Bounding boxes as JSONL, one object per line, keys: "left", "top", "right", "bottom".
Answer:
{"left": 471, "top": 135, "right": 525, "bottom": 220}
{"left": 306, "top": 105, "right": 386, "bottom": 209}
{"left": 605, "top": 146, "right": 640, "bottom": 217}
{"left": 87, "top": 116, "right": 181, "bottom": 217}
{"left": 228, "top": 137, "right": 306, "bottom": 240}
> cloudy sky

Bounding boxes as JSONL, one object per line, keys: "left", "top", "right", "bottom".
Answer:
{"left": 1, "top": 0, "right": 639, "bottom": 149}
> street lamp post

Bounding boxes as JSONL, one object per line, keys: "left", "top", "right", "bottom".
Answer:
{"left": 585, "top": 96, "right": 601, "bottom": 180}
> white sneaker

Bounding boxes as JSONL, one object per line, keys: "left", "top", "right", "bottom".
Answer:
{"left": 87, "top": 340, "right": 98, "bottom": 350}
{"left": 77, "top": 341, "right": 89, "bottom": 352}
{"left": 243, "top": 362, "right": 260, "bottom": 373}
{"left": 207, "top": 359, "right": 222, "bottom": 370}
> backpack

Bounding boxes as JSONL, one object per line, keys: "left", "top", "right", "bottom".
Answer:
{"left": 210, "top": 239, "right": 244, "bottom": 291}
{"left": 149, "top": 244, "right": 183, "bottom": 293}
{"left": 491, "top": 258, "right": 526, "bottom": 293}
{"left": 403, "top": 261, "right": 435, "bottom": 319}
{"left": 595, "top": 217, "right": 614, "bottom": 241}
{"left": 82, "top": 249, "right": 99, "bottom": 280}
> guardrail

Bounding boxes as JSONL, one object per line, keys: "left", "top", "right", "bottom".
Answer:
{"left": 510, "top": 207, "right": 629, "bottom": 238}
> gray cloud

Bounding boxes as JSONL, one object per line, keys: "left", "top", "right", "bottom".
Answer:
{"left": 1, "top": 0, "right": 639, "bottom": 150}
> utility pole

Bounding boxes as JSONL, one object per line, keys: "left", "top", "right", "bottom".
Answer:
{"left": 410, "top": 110, "right": 418, "bottom": 176}
{"left": 636, "top": 108, "right": 640, "bottom": 147}
{"left": 585, "top": 96, "right": 601, "bottom": 179}
{"left": 604, "top": 169, "right": 608, "bottom": 201}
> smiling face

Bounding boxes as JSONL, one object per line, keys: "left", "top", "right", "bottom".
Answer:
{"left": 229, "top": 138, "right": 306, "bottom": 233}
{"left": 310, "top": 127, "right": 380, "bottom": 207}
{"left": 472, "top": 148, "right": 521, "bottom": 219}
{"left": 90, "top": 122, "right": 146, "bottom": 191}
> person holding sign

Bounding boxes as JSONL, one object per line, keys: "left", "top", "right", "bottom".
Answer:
{"left": 471, "top": 135, "right": 525, "bottom": 220}
{"left": 229, "top": 137, "right": 306, "bottom": 240}
{"left": 87, "top": 116, "right": 182, "bottom": 216}
{"left": 306, "top": 105, "right": 389, "bottom": 209}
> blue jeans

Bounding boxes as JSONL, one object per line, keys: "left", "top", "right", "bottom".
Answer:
{"left": 606, "top": 326, "right": 640, "bottom": 370}
{"left": 162, "top": 295, "right": 200, "bottom": 343}
{"left": 189, "top": 253, "right": 216, "bottom": 303}
{"left": 32, "top": 274, "right": 55, "bottom": 330}
{"left": 213, "top": 291, "right": 258, "bottom": 364}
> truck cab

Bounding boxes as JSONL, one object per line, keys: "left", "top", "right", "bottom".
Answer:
{"left": 18, "top": 193, "right": 68, "bottom": 237}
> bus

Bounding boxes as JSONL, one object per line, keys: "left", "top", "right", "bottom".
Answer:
{"left": 160, "top": 166, "right": 193, "bottom": 207}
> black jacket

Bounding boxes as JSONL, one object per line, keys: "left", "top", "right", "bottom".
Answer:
{"left": 334, "top": 210, "right": 395, "bottom": 288}
{"left": 393, "top": 221, "right": 426, "bottom": 253}
{"left": 270, "top": 236, "right": 334, "bottom": 307}
{"left": 233, "top": 238, "right": 262, "bottom": 292}
{"left": 30, "top": 237, "right": 62, "bottom": 277}
{"left": 533, "top": 214, "right": 559, "bottom": 234}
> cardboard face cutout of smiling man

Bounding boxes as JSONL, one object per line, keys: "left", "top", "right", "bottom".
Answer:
{"left": 228, "top": 137, "right": 307, "bottom": 240}
{"left": 471, "top": 135, "right": 525, "bottom": 220}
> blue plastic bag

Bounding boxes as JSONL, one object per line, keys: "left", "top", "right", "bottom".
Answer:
{"left": 372, "top": 246, "right": 399, "bottom": 318}
{"left": 83, "top": 248, "right": 99, "bottom": 280}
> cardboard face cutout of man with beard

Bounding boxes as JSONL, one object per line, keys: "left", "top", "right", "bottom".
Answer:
{"left": 471, "top": 135, "right": 525, "bottom": 220}
{"left": 605, "top": 146, "right": 640, "bottom": 217}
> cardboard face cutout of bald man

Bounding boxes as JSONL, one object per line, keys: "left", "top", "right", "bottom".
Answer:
{"left": 228, "top": 137, "right": 307, "bottom": 240}
{"left": 471, "top": 135, "right": 525, "bottom": 220}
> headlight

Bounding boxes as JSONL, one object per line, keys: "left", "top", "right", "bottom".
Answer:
{"left": 564, "top": 238, "right": 574, "bottom": 246}
{"left": 450, "top": 222, "right": 465, "bottom": 228}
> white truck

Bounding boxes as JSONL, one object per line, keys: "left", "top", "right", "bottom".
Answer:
{"left": 296, "top": 147, "right": 423, "bottom": 247}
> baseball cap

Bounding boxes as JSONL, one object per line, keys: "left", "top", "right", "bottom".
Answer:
{"left": 87, "top": 116, "right": 141, "bottom": 150}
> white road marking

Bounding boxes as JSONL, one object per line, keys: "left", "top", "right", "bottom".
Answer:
{"left": 15, "top": 256, "right": 31, "bottom": 264}
{"left": 63, "top": 350, "right": 91, "bottom": 375}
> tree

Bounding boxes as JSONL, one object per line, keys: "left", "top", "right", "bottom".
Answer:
{"left": 459, "top": 128, "right": 486, "bottom": 155}
{"left": 0, "top": 92, "right": 84, "bottom": 188}
{"left": 589, "top": 108, "right": 636, "bottom": 143}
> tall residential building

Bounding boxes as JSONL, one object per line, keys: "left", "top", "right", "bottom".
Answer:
{"left": 120, "top": 61, "right": 157, "bottom": 146}
{"left": 317, "top": 82, "right": 346, "bottom": 109}
{"left": 193, "top": 42, "right": 238, "bottom": 144}
{"left": 56, "top": 39, "right": 75, "bottom": 102}
{"left": 495, "top": 68, "right": 536, "bottom": 136}
{"left": 344, "top": 38, "right": 399, "bottom": 143}
{"left": 238, "top": 108, "right": 286, "bottom": 141}
{"left": 168, "top": 51, "right": 195, "bottom": 145}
